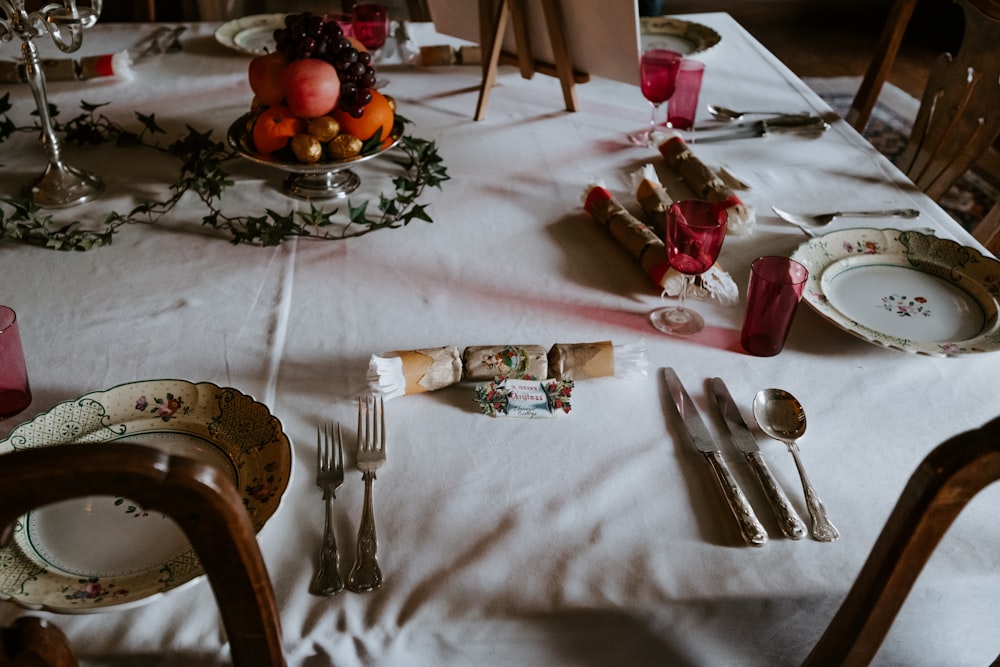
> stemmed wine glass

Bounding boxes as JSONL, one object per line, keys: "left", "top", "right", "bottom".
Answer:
{"left": 353, "top": 2, "right": 388, "bottom": 87}
{"left": 649, "top": 200, "right": 728, "bottom": 336}
{"left": 353, "top": 3, "right": 388, "bottom": 58}
{"left": 631, "top": 48, "right": 682, "bottom": 146}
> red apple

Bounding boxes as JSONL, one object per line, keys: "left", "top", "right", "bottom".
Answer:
{"left": 248, "top": 52, "right": 289, "bottom": 107}
{"left": 283, "top": 58, "right": 341, "bottom": 119}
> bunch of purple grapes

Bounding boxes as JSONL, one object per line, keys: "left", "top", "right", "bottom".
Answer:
{"left": 273, "top": 12, "right": 377, "bottom": 118}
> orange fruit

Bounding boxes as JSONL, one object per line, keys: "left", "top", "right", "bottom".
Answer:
{"left": 252, "top": 105, "right": 305, "bottom": 156}
{"left": 332, "top": 90, "right": 395, "bottom": 144}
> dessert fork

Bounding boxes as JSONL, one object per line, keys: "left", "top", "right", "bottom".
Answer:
{"left": 347, "top": 396, "right": 386, "bottom": 593}
{"left": 312, "top": 422, "right": 345, "bottom": 596}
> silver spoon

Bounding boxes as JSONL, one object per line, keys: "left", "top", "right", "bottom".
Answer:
{"left": 772, "top": 205, "right": 920, "bottom": 228}
{"left": 752, "top": 389, "right": 839, "bottom": 542}
{"left": 707, "top": 104, "right": 807, "bottom": 121}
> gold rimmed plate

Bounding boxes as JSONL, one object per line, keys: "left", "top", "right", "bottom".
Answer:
{"left": 790, "top": 228, "right": 1000, "bottom": 356}
{"left": 0, "top": 379, "right": 292, "bottom": 613}
{"left": 640, "top": 17, "right": 721, "bottom": 55}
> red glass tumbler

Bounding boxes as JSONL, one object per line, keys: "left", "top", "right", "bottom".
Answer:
{"left": 740, "top": 256, "right": 809, "bottom": 356}
{"left": 667, "top": 59, "right": 705, "bottom": 131}
{"left": 0, "top": 306, "right": 31, "bottom": 418}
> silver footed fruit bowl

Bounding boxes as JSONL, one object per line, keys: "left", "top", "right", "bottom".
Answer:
{"left": 227, "top": 114, "right": 403, "bottom": 200}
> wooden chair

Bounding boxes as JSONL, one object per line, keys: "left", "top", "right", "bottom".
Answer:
{"left": 0, "top": 617, "right": 76, "bottom": 667}
{"left": 96, "top": 0, "right": 156, "bottom": 22}
{"left": 972, "top": 200, "right": 1000, "bottom": 254}
{"left": 845, "top": 0, "right": 920, "bottom": 133}
{"left": 0, "top": 443, "right": 285, "bottom": 667}
{"left": 895, "top": 0, "right": 1000, "bottom": 202}
{"left": 802, "top": 414, "right": 1000, "bottom": 666}
{"left": 849, "top": 0, "right": 1000, "bottom": 254}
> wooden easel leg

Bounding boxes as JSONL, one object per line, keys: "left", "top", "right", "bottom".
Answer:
{"left": 475, "top": 0, "right": 510, "bottom": 121}
{"left": 509, "top": 0, "right": 535, "bottom": 79}
{"left": 540, "top": 0, "right": 578, "bottom": 112}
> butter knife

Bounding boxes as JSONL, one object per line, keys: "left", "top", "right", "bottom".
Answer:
{"left": 663, "top": 369, "right": 768, "bottom": 547}
{"left": 710, "top": 378, "right": 807, "bottom": 540}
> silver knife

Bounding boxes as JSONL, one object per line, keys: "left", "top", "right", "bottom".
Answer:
{"left": 663, "top": 369, "right": 768, "bottom": 547}
{"left": 710, "top": 378, "right": 807, "bottom": 540}
{"left": 693, "top": 113, "right": 819, "bottom": 132}
{"left": 694, "top": 118, "right": 830, "bottom": 143}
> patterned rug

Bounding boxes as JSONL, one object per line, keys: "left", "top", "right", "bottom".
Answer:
{"left": 805, "top": 76, "right": 998, "bottom": 232}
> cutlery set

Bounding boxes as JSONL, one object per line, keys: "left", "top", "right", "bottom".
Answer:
{"left": 663, "top": 368, "right": 837, "bottom": 546}
{"left": 312, "top": 397, "right": 387, "bottom": 596}
{"left": 130, "top": 26, "right": 186, "bottom": 59}
{"left": 694, "top": 114, "right": 831, "bottom": 142}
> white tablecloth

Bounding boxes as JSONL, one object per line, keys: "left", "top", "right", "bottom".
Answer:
{"left": 1, "top": 14, "right": 998, "bottom": 666}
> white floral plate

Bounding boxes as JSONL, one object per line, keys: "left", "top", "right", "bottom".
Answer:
{"left": 790, "top": 228, "right": 1000, "bottom": 356}
{"left": 215, "top": 13, "right": 287, "bottom": 55}
{"left": 0, "top": 379, "right": 292, "bottom": 613}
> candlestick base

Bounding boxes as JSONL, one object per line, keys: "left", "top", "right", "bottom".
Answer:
{"left": 32, "top": 162, "right": 104, "bottom": 208}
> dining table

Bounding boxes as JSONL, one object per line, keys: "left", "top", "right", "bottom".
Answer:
{"left": 1, "top": 11, "right": 998, "bottom": 667}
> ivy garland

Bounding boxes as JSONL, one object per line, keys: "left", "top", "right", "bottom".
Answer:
{"left": 0, "top": 92, "right": 449, "bottom": 251}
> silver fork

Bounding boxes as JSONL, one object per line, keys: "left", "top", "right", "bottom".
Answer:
{"left": 347, "top": 396, "right": 386, "bottom": 593}
{"left": 312, "top": 422, "right": 345, "bottom": 596}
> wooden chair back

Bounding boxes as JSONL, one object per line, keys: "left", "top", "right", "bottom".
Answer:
{"left": 972, "top": 199, "right": 1000, "bottom": 253}
{"left": 896, "top": 0, "right": 1000, "bottom": 202}
{"left": 802, "top": 414, "right": 1000, "bottom": 666}
{"left": 0, "top": 443, "right": 284, "bottom": 667}
{"left": 0, "top": 617, "right": 77, "bottom": 667}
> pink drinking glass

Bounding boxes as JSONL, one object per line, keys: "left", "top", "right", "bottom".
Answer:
{"left": 667, "top": 59, "right": 706, "bottom": 131}
{"left": 740, "top": 256, "right": 809, "bottom": 356}
{"left": 352, "top": 3, "right": 388, "bottom": 53}
{"left": 633, "top": 49, "right": 682, "bottom": 146}
{"left": 650, "top": 200, "right": 728, "bottom": 336}
{"left": 0, "top": 306, "right": 31, "bottom": 419}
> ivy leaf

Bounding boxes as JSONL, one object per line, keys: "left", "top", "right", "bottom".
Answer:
{"left": 135, "top": 112, "right": 165, "bottom": 135}
{"left": 0, "top": 116, "right": 13, "bottom": 143}
{"left": 348, "top": 200, "right": 369, "bottom": 225}
{"left": 402, "top": 203, "right": 433, "bottom": 224}
{"left": 0, "top": 98, "right": 448, "bottom": 249}
{"left": 80, "top": 100, "right": 110, "bottom": 113}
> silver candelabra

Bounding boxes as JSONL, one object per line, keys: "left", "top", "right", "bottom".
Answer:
{"left": 0, "top": 0, "right": 104, "bottom": 208}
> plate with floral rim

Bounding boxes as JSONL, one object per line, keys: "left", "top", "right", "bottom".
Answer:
{"left": 0, "top": 379, "right": 292, "bottom": 613}
{"left": 789, "top": 228, "right": 1000, "bottom": 356}
{"left": 640, "top": 17, "right": 721, "bottom": 55}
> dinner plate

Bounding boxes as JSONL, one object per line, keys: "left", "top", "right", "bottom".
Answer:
{"left": 790, "top": 228, "right": 1000, "bottom": 356}
{"left": 0, "top": 379, "right": 292, "bottom": 613}
{"left": 215, "top": 13, "right": 287, "bottom": 55}
{"left": 640, "top": 17, "right": 721, "bottom": 56}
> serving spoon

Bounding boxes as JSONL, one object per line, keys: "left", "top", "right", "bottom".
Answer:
{"left": 772, "top": 205, "right": 920, "bottom": 228}
{"left": 707, "top": 104, "right": 808, "bottom": 121}
{"left": 752, "top": 388, "right": 839, "bottom": 542}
